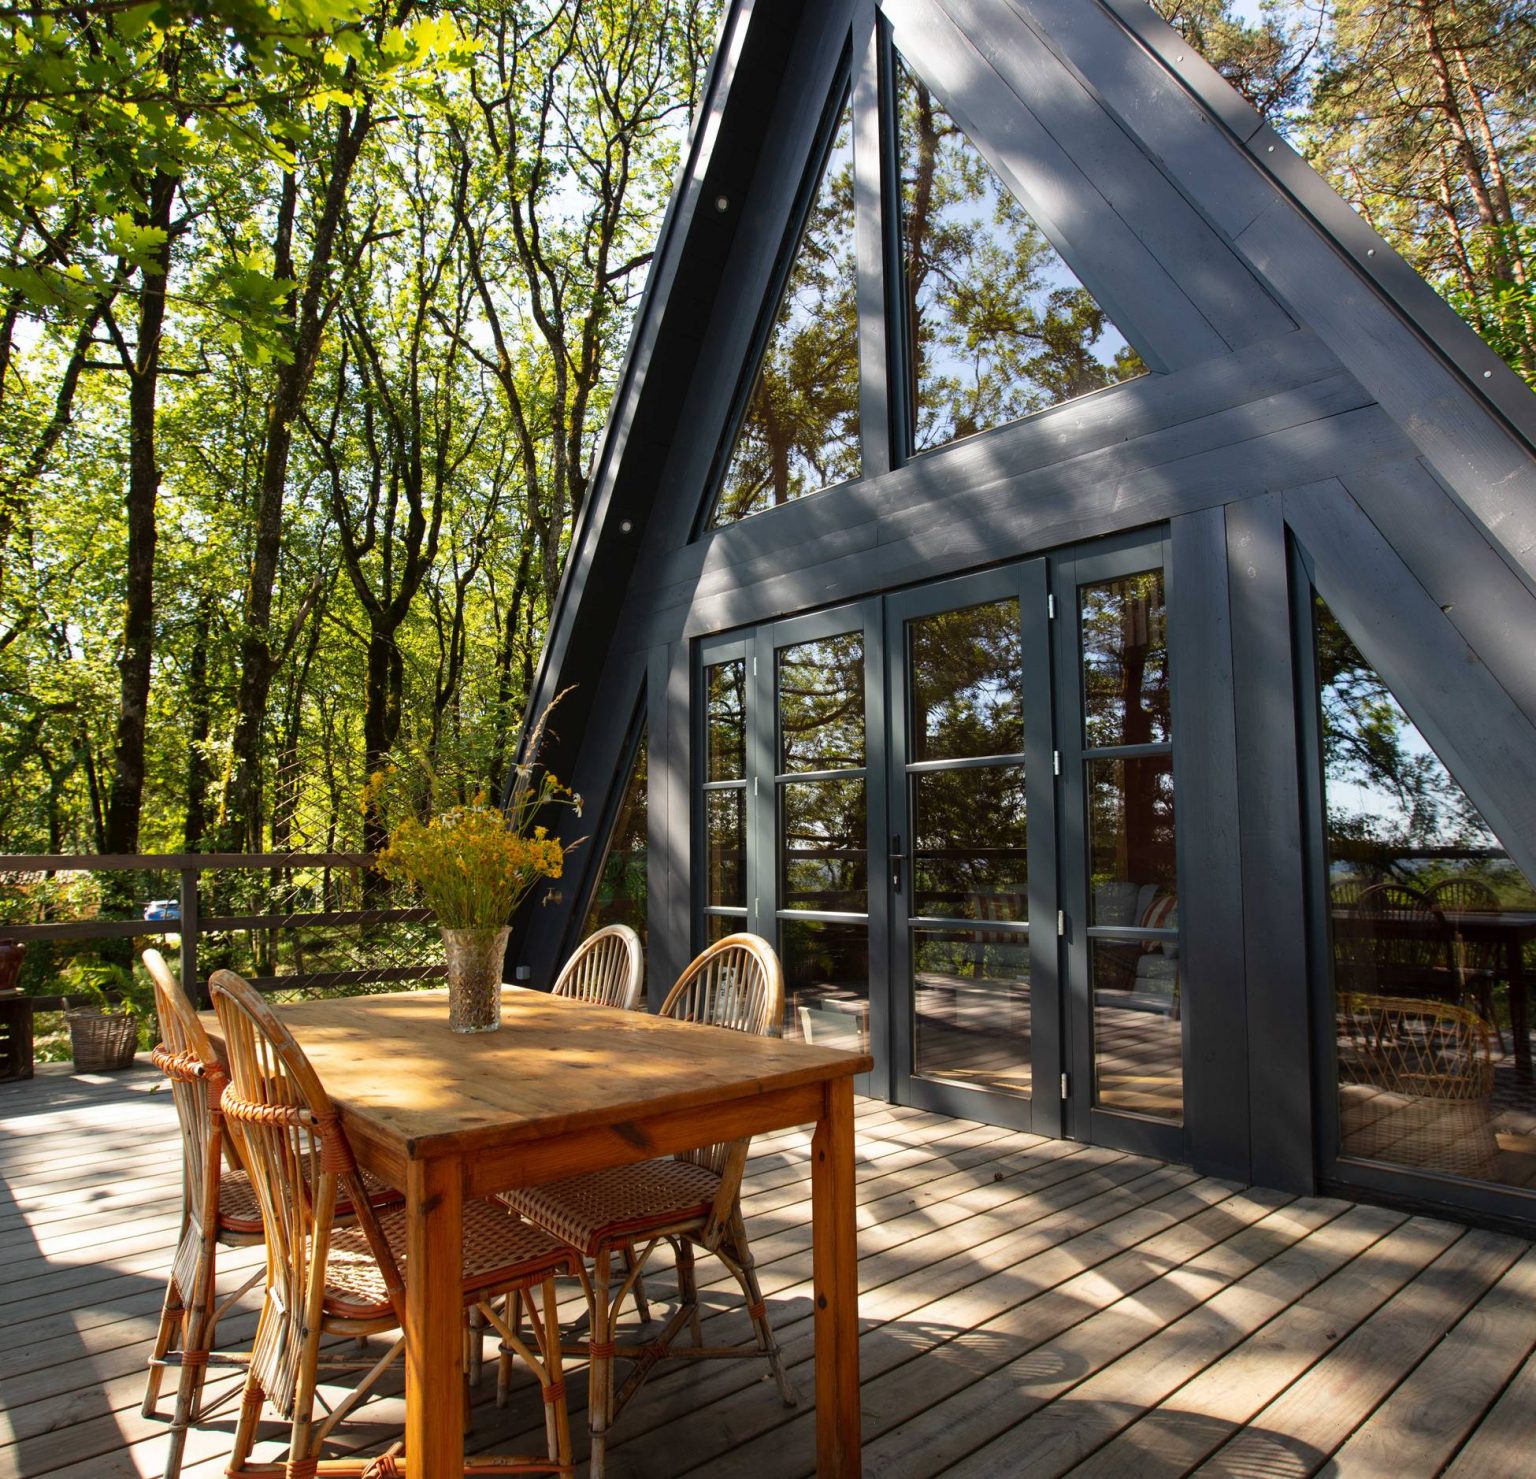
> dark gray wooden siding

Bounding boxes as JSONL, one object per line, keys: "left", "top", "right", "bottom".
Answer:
{"left": 513, "top": 0, "right": 1536, "bottom": 1205}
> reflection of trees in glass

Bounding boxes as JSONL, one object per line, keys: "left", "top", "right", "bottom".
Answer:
{"left": 585, "top": 729, "right": 647, "bottom": 943}
{"left": 1081, "top": 572, "right": 1169, "bottom": 750}
{"left": 779, "top": 635, "right": 865, "bottom": 771}
{"left": 910, "top": 600, "right": 1023, "bottom": 762}
{"left": 1088, "top": 757, "right": 1177, "bottom": 897}
{"left": 782, "top": 778, "right": 867, "bottom": 911}
{"left": 898, "top": 59, "right": 1145, "bottom": 451}
{"left": 713, "top": 99, "right": 860, "bottom": 525}
{"left": 1317, "top": 598, "right": 1534, "bottom": 904}
{"left": 912, "top": 765, "right": 1027, "bottom": 918}
{"left": 706, "top": 660, "right": 746, "bottom": 781}
{"left": 707, "top": 788, "right": 746, "bottom": 907}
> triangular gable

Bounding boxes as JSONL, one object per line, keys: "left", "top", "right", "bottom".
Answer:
{"left": 513, "top": 0, "right": 1536, "bottom": 1000}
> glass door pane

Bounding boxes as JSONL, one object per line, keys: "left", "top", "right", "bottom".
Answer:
{"left": 777, "top": 631, "right": 871, "bottom": 1055}
{"left": 1062, "top": 559, "right": 1185, "bottom": 1156}
{"left": 899, "top": 593, "right": 1033, "bottom": 1102}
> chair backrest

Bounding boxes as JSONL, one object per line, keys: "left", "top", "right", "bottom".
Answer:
{"left": 210, "top": 969, "right": 401, "bottom": 1415}
{"left": 552, "top": 924, "right": 644, "bottom": 1010}
{"left": 144, "top": 948, "right": 228, "bottom": 1287}
{"left": 1337, "top": 992, "right": 1493, "bottom": 1100}
{"left": 1428, "top": 877, "right": 1500, "bottom": 912}
{"left": 1351, "top": 882, "right": 1452, "bottom": 972}
{"left": 659, "top": 934, "right": 785, "bottom": 1225}
{"left": 659, "top": 932, "right": 784, "bottom": 1038}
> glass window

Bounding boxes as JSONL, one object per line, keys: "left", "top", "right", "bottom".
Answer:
{"left": 706, "top": 661, "right": 746, "bottom": 782}
{"left": 1081, "top": 571, "right": 1170, "bottom": 748}
{"left": 896, "top": 56, "right": 1144, "bottom": 455}
{"left": 912, "top": 929, "right": 1031, "bottom": 1098}
{"left": 782, "top": 917, "right": 870, "bottom": 1050}
{"left": 781, "top": 778, "right": 867, "bottom": 913}
{"left": 909, "top": 599, "right": 1023, "bottom": 763}
{"left": 712, "top": 95, "right": 860, "bottom": 526}
{"left": 706, "top": 789, "right": 746, "bottom": 909}
{"left": 1317, "top": 596, "right": 1536, "bottom": 1190}
{"left": 912, "top": 765, "right": 1028, "bottom": 921}
{"left": 1078, "top": 566, "right": 1180, "bottom": 1123}
{"left": 779, "top": 634, "right": 865, "bottom": 773}
{"left": 583, "top": 727, "right": 647, "bottom": 945}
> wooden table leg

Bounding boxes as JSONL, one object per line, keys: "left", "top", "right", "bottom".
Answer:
{"left": 810, "top": 1075, "right": 860, "bottom": 1476}
{"left": 406, "top": 1155, "right": 464, "bottom": 1479}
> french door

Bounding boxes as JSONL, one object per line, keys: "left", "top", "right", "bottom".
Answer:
{"left": 696, "top": 540, "right": 1187, "bottom": 1158}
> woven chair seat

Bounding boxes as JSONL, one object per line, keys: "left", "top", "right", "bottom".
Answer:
{"left": 214, "top": 1167, "right": 264, "bottom": 1235}
{"left": 501, "top": 1159, "right": 722, "bottom": 1257}
{"left": 323, "top": 1198, "right": 575, "bottom": 1320}
{"left": 215, "top": 1165, "right": 402, "bottom": 1237}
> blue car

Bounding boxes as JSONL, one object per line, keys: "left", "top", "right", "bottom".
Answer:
{"left": 143, "top": 899, "right": 180, "bottom": 923}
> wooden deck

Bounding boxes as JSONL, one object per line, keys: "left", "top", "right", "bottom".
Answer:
{"left": 3, "top": 1065, "right": 1535, "bottom": 1479}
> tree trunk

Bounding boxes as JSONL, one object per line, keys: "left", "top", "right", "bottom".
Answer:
{"left": 182, "top": 596, "right": 215, "bottom": 851}
{"left": 222, "top": 105, "right": 373, "bottom": 855}
{"left": 103, "top": 172, "right": 178, "bottom": 864}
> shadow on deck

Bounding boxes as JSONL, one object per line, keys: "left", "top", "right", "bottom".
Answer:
{"left": 2, "top": 1064, "right": 1533, "bottom": 1478}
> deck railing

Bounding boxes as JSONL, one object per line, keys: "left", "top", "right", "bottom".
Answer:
{"left": 0, "top": 852, "right": 441, "bottom": 1011}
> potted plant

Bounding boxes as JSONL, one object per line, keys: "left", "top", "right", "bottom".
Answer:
{"left": 375, "top": 703, "right": 581, "bottom": 1032}
{"left": 63, "top": 960, "right": 140, "bottom": 1071}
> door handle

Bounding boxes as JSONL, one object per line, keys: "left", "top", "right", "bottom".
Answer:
{"left": 890, "top": 834, "right": 905, "bottom": 893}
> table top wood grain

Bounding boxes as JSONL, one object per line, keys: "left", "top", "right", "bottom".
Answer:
{"left": 263, "top": 986, "right": 871, "bottom": 1167}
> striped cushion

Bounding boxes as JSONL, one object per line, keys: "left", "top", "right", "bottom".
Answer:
{"left": 323, "top": 1198, "right": 574, "bottom": 1321}
{"left": 500, "top": 1159, "right": 722, "bottom": 1257}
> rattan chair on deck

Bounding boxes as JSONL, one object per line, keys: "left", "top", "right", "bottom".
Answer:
{"left": 1428, "top": 877, "right": 1505, "bottom": 1043}
{"left": 483, "top": 924, "right": 648, "bottom": 1399}
{"left": 552, "top": 923, "right": 644, "bottom": 1010}
{"left": 140, "top": 949, "right": 266, "bottom": 1479}
{"left": 499, "top": 933, "right": 796, "bottom": 1479}
{"left": 210, "top": 969, "right": 578, "bottom": 1478}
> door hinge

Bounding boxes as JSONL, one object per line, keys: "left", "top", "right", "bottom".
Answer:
{"left": 753, "top": 655, "right": 758, "bottom": 676}
{"left": 1053, "top": 749, "right": 1060, "bottom": 776}
{"left": 1047, "top": 593, "right": 1056, "bottom": 619}
{"left": 1057, "top": 909, "right": 1065, "bottom": 937}
{"left": 1060, "top": 1072, "right": 1070, "bottom": 1099}
{"left": 753, "top": 776, "right": 758, "bottom": 796}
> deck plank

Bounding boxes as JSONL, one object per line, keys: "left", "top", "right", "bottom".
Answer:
{"left": 1061, "top": 1214, "right": 1466, "bottom": 1478}
{"left": 3, "top": 1068, "right": 1534, "bottom": 1479}
{"left": 1190, "top": 1228, "right": 1526, "bottom": 1477}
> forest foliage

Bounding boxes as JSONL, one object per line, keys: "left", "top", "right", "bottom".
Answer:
{"left": 0, "top": 0, "right": 1529, "bottom": 871}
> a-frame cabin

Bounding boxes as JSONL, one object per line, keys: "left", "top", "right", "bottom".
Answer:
{"left": 509, "top": 0, "right": 1536, "bottom": 1234}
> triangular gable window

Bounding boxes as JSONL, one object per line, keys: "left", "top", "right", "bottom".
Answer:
{"left": 896, "top": 55, "right": 1145, "bottom": 453}
{"left": 583, "top": 723, "right": 648, "bottom": 948}
{"left": 1314, "top": 595, "right": 1536, "bottom": 1188}
{"left": 710, "top": 94, "right": 860, "bottom": 527}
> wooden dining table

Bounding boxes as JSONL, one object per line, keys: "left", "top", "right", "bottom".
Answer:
{"left": 266, "top": 985, "right": 873, "bottom": 1477}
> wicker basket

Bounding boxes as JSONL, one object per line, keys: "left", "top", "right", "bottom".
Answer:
{"left": 67, "top": 1008, "right": 138, "bottom": 1071}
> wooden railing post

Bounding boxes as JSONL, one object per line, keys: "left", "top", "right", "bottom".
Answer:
{"left": 179, "top": 867, "right": 203, "bottom": 1008}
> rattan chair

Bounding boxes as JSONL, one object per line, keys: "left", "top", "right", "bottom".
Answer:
{"left": 482, "top": 925, "right": 649, "bottom": 1398}
{"left": 1339, "top": 882, "right": 1459, "bottom": 1001}
{"left": 1337, "top": 992, "right": 1500, "bottom": 1178}
{"left": 140, "top": 949, "right": 266, "bottom": 1479}
{"left": 499, "top": 933, "right": 795, "bottom": 1479}
{"left": 210, "top": 969, "right": 577, "bottom": 1478}
{"left": 552, "top": 924, "right": 644, "bottom": 1010}
{"left": 1427, "top": 876, "right": 1505, "bottom": 1045}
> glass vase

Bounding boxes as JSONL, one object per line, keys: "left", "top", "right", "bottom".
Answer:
{"left": 441, "top": 925, "right": 509, "bottom": 1033}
